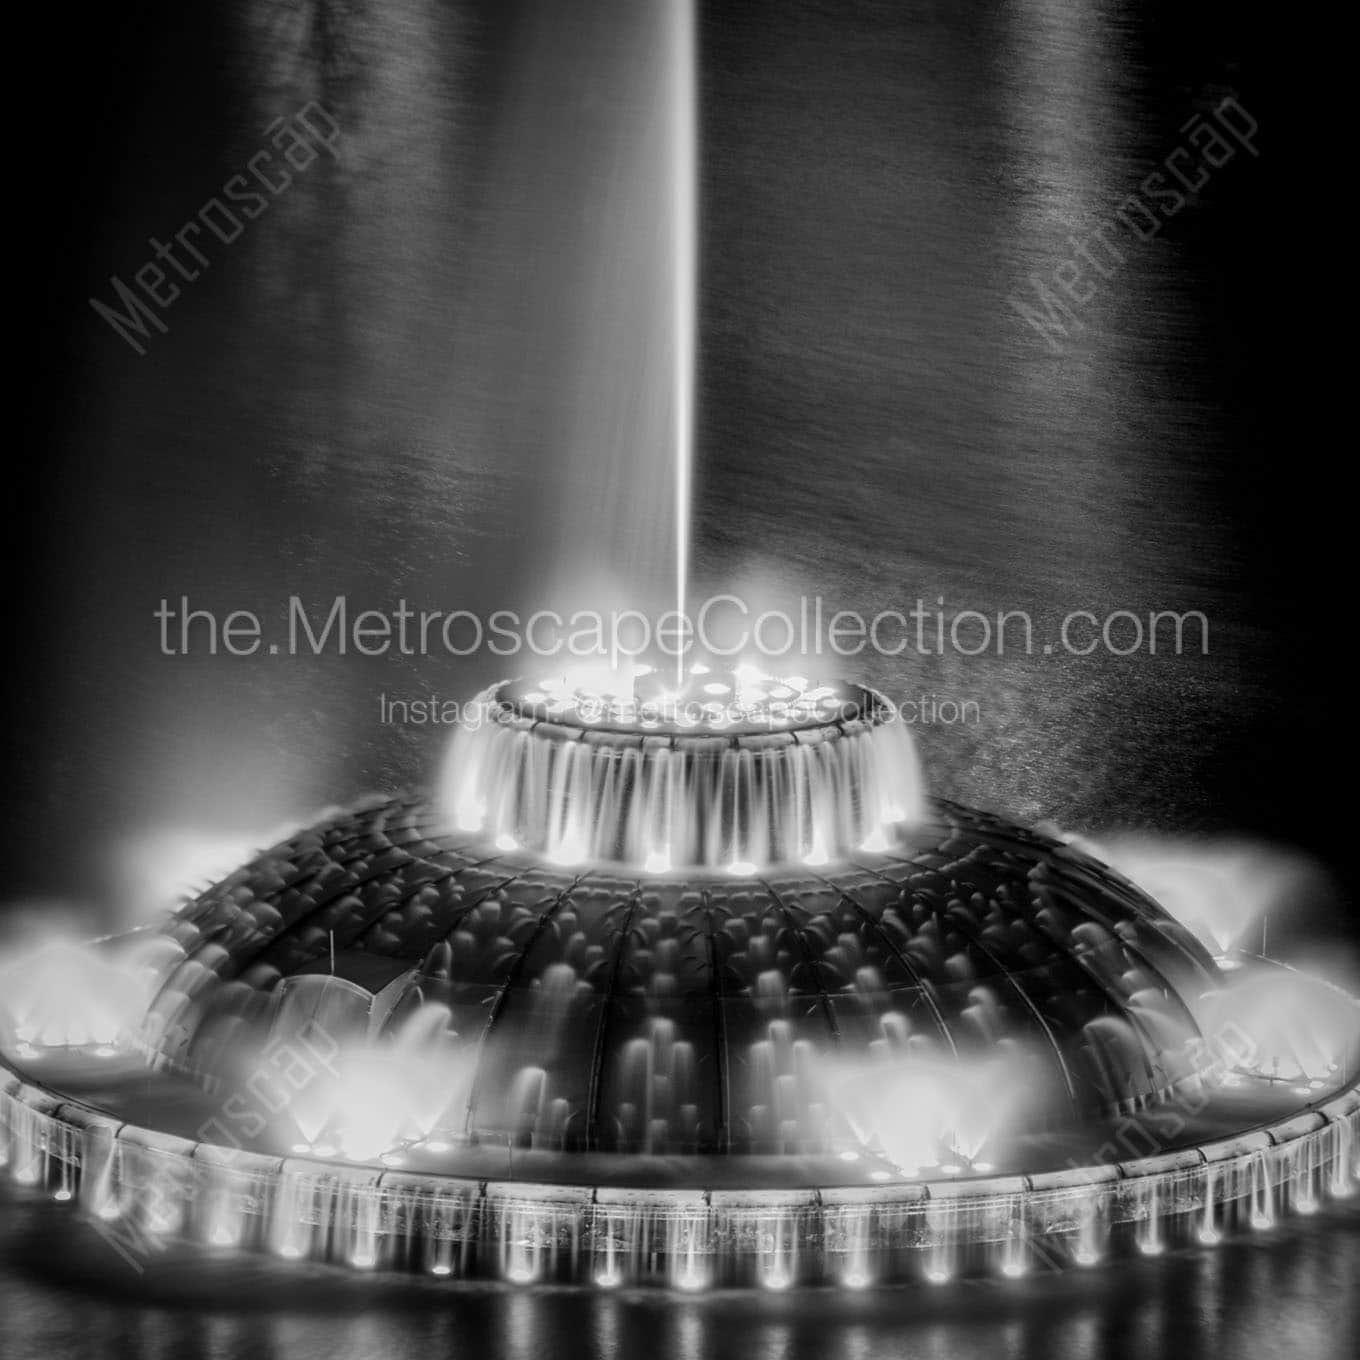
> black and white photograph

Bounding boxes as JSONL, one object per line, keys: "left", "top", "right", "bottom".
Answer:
{"left": 6, "top": 3, "right": 1349, "bottom": 1358}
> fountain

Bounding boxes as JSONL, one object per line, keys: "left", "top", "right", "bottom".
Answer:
{"left": 2, "top": 666, "right": 1358, "bottom": 1289}
{"left": 1, "top": 0, "right": 1354, "bottom": 1303}
{"left": 442, "top": 669, "right": 924, "bottom": 870}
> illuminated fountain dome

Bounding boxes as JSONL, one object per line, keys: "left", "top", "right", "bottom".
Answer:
{"left": 2, "top": 671, "right": 1358, "bottom": 1290}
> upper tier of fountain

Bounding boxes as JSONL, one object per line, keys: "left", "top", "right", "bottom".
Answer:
{"left": 441, "top": 671, "right": 925, "bottom": 871}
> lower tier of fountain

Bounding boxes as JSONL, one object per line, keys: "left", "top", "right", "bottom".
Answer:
{"left": 3, "top": 957, "right": 1358, "bottom": 1290}
{"left": 4, "top": 787, "right": 1358, "bottom": 1289}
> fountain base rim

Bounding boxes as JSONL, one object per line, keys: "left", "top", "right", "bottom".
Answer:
{"left": 5, "top": 984, "right": 1360, "bottom": 1289}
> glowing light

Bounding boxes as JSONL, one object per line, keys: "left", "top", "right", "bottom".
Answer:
{"left": 644, "top": 850, "right": 672, "bottom": 875}
{"left": 431, "top": 1264, "right": 453, "bottom": 1277}
{"left": 837, "top": 1150, "right": 860, "bottom": 1162}
{"left": 147, "top": 1205, "right": 179, "bottom": 1234}
{"left": 727, "top": 860, "right": 758, "bottom": 876}
{"left": 351, "top": 1252, "right": 377, "bottom": 1269}
{"left": 925, "top": 1268, "right": 951, "bottom": 1285}
{"left": 53, "top": 1189, "right": 72, "bottom": 1202}
{"left": 454, "top": 796, "right": 485, "bottom": 834}
{"left": 1197, "top": 1227, "right": 1222, "bottom": 1246}
{"left": 595, "top": 1269, "right": 623, "bottom": 1288}
{"left": 1001, "top": 1262, "right": 1025, "bottom": 1279}
{"left": 843, "top": 1270, "right": 871, "bottom": 1290}
{"left": 495, "top": 834, "right": 519, "bottom": 853}
{"left": 0, "top": 937, "right": 180, "bottom": 1055}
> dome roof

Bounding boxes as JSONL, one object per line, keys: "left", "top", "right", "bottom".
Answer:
{"left": 145, "top": 794, "right": 1222, "bottom": 1162}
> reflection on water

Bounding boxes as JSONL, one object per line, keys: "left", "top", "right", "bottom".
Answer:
{"left": 1, "top": 1185, "right": 1356, "bottom": 1360}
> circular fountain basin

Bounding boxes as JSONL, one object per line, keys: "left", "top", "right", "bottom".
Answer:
{"left": 442, "top": 672, "right": 924, "bottom": 869}
{"left": 3, "top": 788, "right": 1358, "bottom": 1289}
